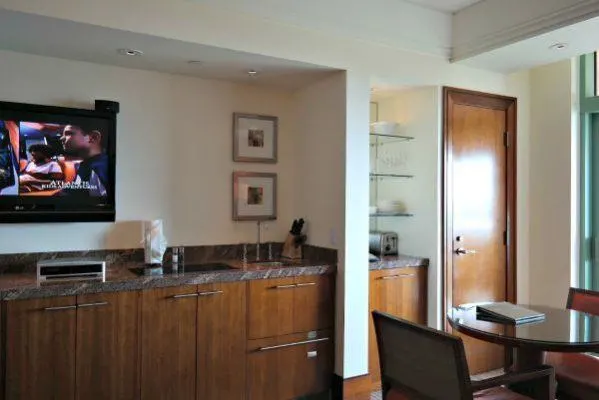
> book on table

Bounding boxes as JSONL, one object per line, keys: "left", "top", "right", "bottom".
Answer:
{"left": 476, "top": 302, "right": 545, "bottom": 324}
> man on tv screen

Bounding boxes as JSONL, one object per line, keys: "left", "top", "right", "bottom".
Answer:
{"left": 19, "top": 144, "right": 64, "bottom": 193}
{"left": 60, "top": 123, "right": 109, "bottom": 197}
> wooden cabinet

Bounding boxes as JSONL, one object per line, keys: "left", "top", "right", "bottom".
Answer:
{"left": 5, "top": 296, "right": 77, "bottom": 400}
{"left": 141, "top": 286, "right": 198, "bottom": 400}
{"left": 76, "top": 291, "right": 139, "bottom": 400}
{"left": 196, "top": 282, "right": 246, "bottom": 400}
{"left": 5, "top": 292, "right": 140, "bottom": 400}
{"left": 369, "top": 267, "right": 427, "bottom": 386}
{"left": 247, "top": 330, "right": 333, "bottom": 400}
{"left": 2, "top": 273, "right": 334, "bottom": 400}
{"left": 247, "top": 275, "right": 335, "bottom": 399}
{"left": 140, "top": 282, "right": 248, "bottom": 400}
{"left": 248, "top": 275, "right": 333, "bottom": 339}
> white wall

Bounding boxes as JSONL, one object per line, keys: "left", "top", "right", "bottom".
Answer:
{"left": 528, "top": 59, "right": 576, "bottom": 307}
{"left": 507, "top": 70, "right": 532, "bottom": 304}
{"left": 293, "top": 71, "right": 371, "bottom": 377}
{"left": 0, "top": 50, "right": 297, "bottom": 253}
{"left": 375, "top": 88, "right": 443, "bottom": 327}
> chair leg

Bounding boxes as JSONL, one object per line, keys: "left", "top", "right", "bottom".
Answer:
{"left": 381, "top": 382, "right": 391, "bottom": 400}
{"left": 510, "top": 373, "right": 555, "bottom": 400}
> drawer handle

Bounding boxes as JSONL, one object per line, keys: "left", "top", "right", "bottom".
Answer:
{"left": 170, "top": 293, "right": 200, "bottom": 299}
{"left": 78, "top": 301, "right": 109, "bottom": 308}
{"left": 296, "top": 282, "right": 316, "bottom": 287}
{"left": 379, "top": 274, "right": 415, "bottom": 280}
{"left": 43, "top": 305, "right": 77, "bottom": 311}
{"left": 198, "top": 290, "right": 224, "bottom": 296}
{"left": 272, "top": 284, "right": 297, "bottom": 289}
{"left": 258, "top": 337, "right": 330, "bottom": 352}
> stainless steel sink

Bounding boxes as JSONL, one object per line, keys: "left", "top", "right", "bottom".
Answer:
{"left": 247, "top": 260, "right": 297, "bottom": 267}
{"left": 130, "top": 262, "right": 235, "bottom": 276}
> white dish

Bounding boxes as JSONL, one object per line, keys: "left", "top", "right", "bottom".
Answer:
{"left": 370, "top": 121, "right": 400, "bottom": 135}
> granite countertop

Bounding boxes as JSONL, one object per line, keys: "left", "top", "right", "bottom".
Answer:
{"left": 369, "top": 254, "right": 429, "bottom": 271}
{"left": 0, "top": 259, "right": 335, "bottom": 301}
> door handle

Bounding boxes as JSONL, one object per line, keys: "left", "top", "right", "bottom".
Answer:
{"left": 271, "top": 284, "right": 297, "bottom": 289}
{"left": 257, "top": 337, "right": 330, "bottom": 352}
{"left": 170, "top": 293, "right": 199, "bottom": 299}
{"left": 198, "top": 290, "right": 224, "bottom": 296}
{"left": 378, "top": 274, "right": 415, "bottom": 280}
{"left": 43, "top": 305, "right": 77, "bottom": 312}
{"left": 295, "top": 282, "right": 316, "bottom": 287}
{"left": 454, "top": 248, "right": 476, "bottom": 255}
{"left": 77, "top": 301, "right": 109, "bottom": 308}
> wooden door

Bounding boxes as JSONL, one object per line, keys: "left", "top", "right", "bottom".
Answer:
{"left": 5, "top": 296, "right": 77, "bottom": 400}
{"left": 248, "top": 277, "right": 295, "bottom": 339}
{"left": 369, "top": 267, "right": 427, "bottom": 385}
{"left": 196, "top": 282, "right": 246, "bottom": 400}
{"left": 444, "top": 87, "right": 517, "bottom": 373}
{"left": 293, "top": 275, "right": 334, "bottom": 333}
{"left": 76, "top": 291, "right": 139, "bottom": 400}
{"left": 141, "top": 286, "right": 198, "bottom": 400}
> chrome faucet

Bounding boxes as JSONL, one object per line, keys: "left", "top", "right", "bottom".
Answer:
{"left": 256, "top": 221, "right": 261, "bottom": 261}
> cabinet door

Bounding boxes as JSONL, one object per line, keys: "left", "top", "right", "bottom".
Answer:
{"left": 247, "top": 331, "right": 333, "bottom": 400}
{"left": 293, "top": 275, "right": 334, "bottom": 334}
{"left": 248, "top": 277, "right": 295, "bottom": 339}
{"left": 76, "top": 291, "right": 139, "bottom": 400}
{"left": 369, "top": 267, "right": 427, "bottom": 385}
{"left": 141, "top": 286, "right": 198, "bottom": 400}
{"left": 197, "top": 282, "right": 246, "bottom": 400}
{"left": 6, "top": 296, "right": 77, "bottom": 400}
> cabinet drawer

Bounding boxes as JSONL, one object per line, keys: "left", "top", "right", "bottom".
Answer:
{"left": 248, "top": 277, "right": 296, "bottom": 339}
{"left": 248, "top": 275, "right": 334, "bottom": 339}
{"left": 293, "top": 275, "right": 333, "bottom": 334}
{"left": 247, "top": 330, "right": 333, "bottom": 400}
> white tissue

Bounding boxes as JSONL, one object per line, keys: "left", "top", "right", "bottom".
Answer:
{"left": 143, "top": 219, "right": 167, "bottom": 265}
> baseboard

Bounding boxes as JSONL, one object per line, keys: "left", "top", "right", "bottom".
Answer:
{"left": 331, "top": 373, "right": 373, "bottom": 399}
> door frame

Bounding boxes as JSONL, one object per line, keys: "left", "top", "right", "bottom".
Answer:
{"left": 442, "top": 87, "right": 518, "bottom": 327}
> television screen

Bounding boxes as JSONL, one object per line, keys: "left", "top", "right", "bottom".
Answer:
{"left": 0, "top": 101, "right": 116, "bottom": 222}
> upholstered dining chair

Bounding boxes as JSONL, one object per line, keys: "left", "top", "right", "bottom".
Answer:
{"left": 372, "top": 311, "right": 555, "bottom": 400}
{"left": 545, "top": 287, "right": 599, "bottom": 400}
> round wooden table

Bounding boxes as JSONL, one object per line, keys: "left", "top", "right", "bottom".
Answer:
{"left": 448, "top": 304, "right": 599, "bottom": 371}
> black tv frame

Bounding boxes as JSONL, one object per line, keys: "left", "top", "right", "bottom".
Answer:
{"left": 0, "top": 100, "right": 118, "bottom": 223}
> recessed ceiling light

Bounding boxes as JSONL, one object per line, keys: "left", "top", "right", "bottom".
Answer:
{"left": 549, "top": 43, "right": 568, "bottom": 51}
{"left": 188, "top": 60, "right": 203, "bottom": 65}
{"left": 117, "top": 48, "right": 143, "bottom": 57}
{"left": 247, "top": 70, "right": 258, "bottom": 77}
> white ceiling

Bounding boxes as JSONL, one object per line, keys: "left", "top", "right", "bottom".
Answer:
{"left": 0, "top": 10, "right": 337, "bottom": 90}
{"left": 406, "top": 0, "right": 483, "bottom": 13}
{"left": 460, "top": 15, "right": 599, "bottom": 73}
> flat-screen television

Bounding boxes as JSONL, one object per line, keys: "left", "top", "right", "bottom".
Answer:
{"left": 0, "top": 100, "right": 117, "bottom": 223}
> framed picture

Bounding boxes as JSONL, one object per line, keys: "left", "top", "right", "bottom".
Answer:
{"left": 233, "top": 113, "right": 278, "bottom": 163}
{"left": 233, "top": 172, "right": 277, "bottom": 221}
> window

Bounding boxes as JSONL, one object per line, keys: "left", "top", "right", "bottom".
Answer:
{"left": 580, "top": 52, "right": 599, "bottom": 290}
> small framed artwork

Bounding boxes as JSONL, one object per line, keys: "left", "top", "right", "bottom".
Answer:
{"left": 233, "top": 113, "right": 278, "bottom": 163}
{"left": 233, "top": 172, "right": 277, "bottom": 221}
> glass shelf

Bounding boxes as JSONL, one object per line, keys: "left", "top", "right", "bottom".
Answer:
{"left": 370, "top": 133, "right": 414, "bottom": 143}
{"left": 370, "top": 173, "right": 414, "bottom": 179}
{"left": 370, "top": 212, "right": 414, "bottom": 217}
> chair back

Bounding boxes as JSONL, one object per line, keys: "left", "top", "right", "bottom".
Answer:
{"left": 567, "top": 287, "right": 599, "bottom": 315}
{"left": 372, "top": 311, "right": 472, "bottom": 400}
